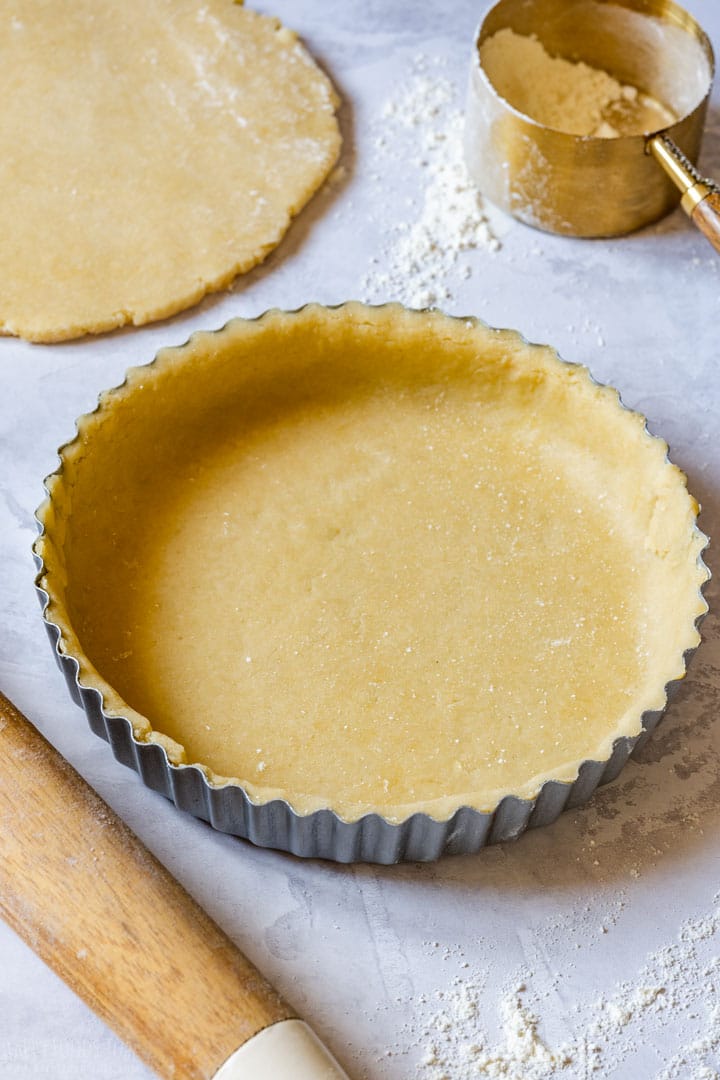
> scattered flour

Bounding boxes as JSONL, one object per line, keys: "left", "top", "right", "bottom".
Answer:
{"left": 360, "top": 54, "right": 501, "bottom": 310}
{"left": 408, "top": 896, "right": 720, "bottom": 1079}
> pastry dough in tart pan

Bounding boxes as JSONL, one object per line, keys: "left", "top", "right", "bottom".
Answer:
{"left": 34, "top": 304, "right": 709, "bottom": 861}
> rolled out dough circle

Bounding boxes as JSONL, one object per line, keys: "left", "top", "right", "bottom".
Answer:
{"left": 0, "top": 1, "right": 341, "bottom": 342}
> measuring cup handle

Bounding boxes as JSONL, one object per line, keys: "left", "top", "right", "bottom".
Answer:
{"left": 648, "top": 135, "right": 720, "bottom": 255}
{"left": 691, "top": 191, "right": 720, "bottom": 255}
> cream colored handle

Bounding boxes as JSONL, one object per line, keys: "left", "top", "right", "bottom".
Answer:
{"left": 0, "top": 692, "right": 349, "bottom": 1079}
{"left": 213, "top": 1020, "right": 351, "bottom": 1079}
{"left": 648, "top": 134, "right": 720, "bottom": 255}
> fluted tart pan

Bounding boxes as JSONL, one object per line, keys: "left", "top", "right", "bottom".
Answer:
{"left": 34, "top": 303, "right": 709, "bottom": 862}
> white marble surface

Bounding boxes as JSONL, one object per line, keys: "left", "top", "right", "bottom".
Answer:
{"left": 2, "top": 2, "right": 720, "bottom": 1077}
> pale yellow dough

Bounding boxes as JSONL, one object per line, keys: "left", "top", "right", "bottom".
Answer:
{"left": 0, "top": 2, "right": 340, "bottom": 343}
{"left": 37, "top": 305, "right": 707, "bottom": 823}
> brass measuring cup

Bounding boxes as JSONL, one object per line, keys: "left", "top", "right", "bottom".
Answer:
{"left": 464, "top": 0, "right": 720, "bottom": 250}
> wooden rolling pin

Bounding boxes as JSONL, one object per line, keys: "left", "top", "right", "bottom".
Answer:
{"left": 0, "top": 691, "right": 349, "bottom": 1080}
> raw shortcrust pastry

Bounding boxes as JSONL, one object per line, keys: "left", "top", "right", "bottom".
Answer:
{"left": 0, "top": 1, "right": 340, "bottom": 343}
{"left": 36, "top": 305, "right": 707, "bottom": 826}
{"left": 36, "top": 308, "right": 708, "bottom": 829}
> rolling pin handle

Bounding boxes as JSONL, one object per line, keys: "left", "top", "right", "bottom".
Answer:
{"left": 212, "top": 1019, "right": 351, "bottom": 1080}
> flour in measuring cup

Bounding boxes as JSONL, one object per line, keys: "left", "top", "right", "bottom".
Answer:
{"left": 479, "top": 29, "right": 676, "bottom": 138}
